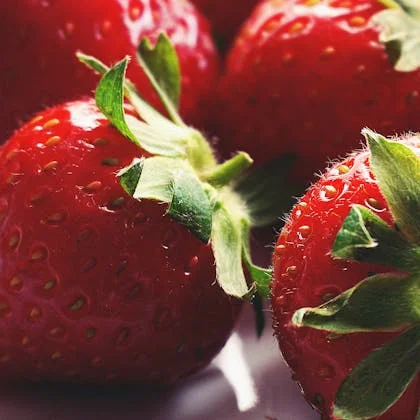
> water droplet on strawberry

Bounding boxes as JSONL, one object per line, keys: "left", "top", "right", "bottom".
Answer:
{"left": 185, "top": 255, "right": 199, "bottom": 276}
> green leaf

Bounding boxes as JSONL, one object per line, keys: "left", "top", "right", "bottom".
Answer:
{"left": 333, "top": 205, "right": 420, "bottom": 273}
{"left": 131, "top": 156, "right": 186, "bottom": 202}
{"left": 95, "top": 57, "right": 140, "bottom": 146}
{"left": 363, "top": 129, "right": 420, "bottom": 244}
{"left": 292, "top": 273, "right": 420, "bottom": 333}
{"left": 137, "top": 33, "right": 183, "bottom": 126}
{"left": 241, "top": 220, "right": 272, "bottom": 298}
{"left": 211, "top": 203, "right": 252, "bottom": 298}
{"left": 125, "top": 114, "right": 187, "bottom": 157}
{"left": 78, "top": 52, "right": 197, "bottom": 158}
{"left": 185, "top": 129, "right": 218, "bottom": 174}
{"left": 119, "top": 156, "right": 212, "bottom": 242}
{"left": 77, "top": 52, "right": 167, "bottom": 125}
{"left": 168, "top": 170, "right": 213, "bottom": 243}
{"left": 118, "top": 158, "right": 143, "bottom": 196}
{"left": 76, "top": 51, "right": 111, "bottom": 76}
{"left": 373, "top": 1, "right": 420, "bottom": 71}
{"left": 334, "top": 325, "right": 420, "bottom": 419}
{"left": 233, "top": 154, "right": 302, "bottom": 227}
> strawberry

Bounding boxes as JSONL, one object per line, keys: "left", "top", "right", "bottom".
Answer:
{"left": 0, "top": 36, "right": 273, "bottom": 383}
{"left": 191, "top": 0, "right": 258, "bottom": 48}
{"left": 213, "top": 0, "right": 420, "bottom": 185}
{"left": 0, "top": 0, "right": 219, "bottom": 141}
{"left": 271, "top": 130, "right": 420, "bottom": 419}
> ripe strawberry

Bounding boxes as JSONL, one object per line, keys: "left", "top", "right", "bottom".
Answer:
{"left": 0, "top": 35, "right": 273, "bottom": 384}
{"left": 271, "top": 130, "right": 420, "bottom": 419}
{"left": 0, "top": 0, "right": 219, "bottom": 141}
{"left": 0, "top": 98, "right": 240, "bottom": 383}
{"left": 191, "top": 0, "right": 258, "bottom": 47}
{"left": 213, "top": 0, "right": 420, "bottom": 184}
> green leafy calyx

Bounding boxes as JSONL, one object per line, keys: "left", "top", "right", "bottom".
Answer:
{"left": 78, "top": 34, "right": 275, "bottom": 300}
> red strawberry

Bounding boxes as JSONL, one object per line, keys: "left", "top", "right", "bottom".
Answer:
{"left": 271, "top": 130, "right": 420, "bottom": 419}
{"left": 213, "top": 0, "right": 420, "bottom": 185}
{"left": 0, "top": 0, "right": 219, "bottom": 141}
{"left": 0, "top": 35, "right": 273, "bottom": 384}
{"left": 191, "top": 0, "right": 258, "bottom": 47}
{"left": 0, "top": 98, "right": 240, "bottom": 383}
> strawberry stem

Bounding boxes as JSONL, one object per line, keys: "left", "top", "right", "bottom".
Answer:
{"left": 203, "top": 152, "right": 253, "bottom": 187}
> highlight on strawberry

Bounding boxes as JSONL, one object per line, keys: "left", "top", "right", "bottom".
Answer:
{"left": 0, "top": 34, "right": 277, "bottom": 384}
{"left": 271, "top": 129, "right": 420, "bottom": 419}
{"left": 214, "top": 0, "right": 420, "bottom": 187}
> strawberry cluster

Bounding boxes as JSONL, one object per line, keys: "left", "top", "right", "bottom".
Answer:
{"left": 0, "top": 1, "right": 419, "bottom": 420}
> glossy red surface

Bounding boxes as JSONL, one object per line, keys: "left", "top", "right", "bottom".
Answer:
{"left": 214, "top": 0, "right": 420, "bottom": 184}
{"left": 0, "top": 99, "right": 240, "bottom": 383}
{"left": 0, "top": 0, "right": 220, "bottom": 141}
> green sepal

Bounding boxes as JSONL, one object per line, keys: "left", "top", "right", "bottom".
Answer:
{"left": 168, "top": 170, "right": 213, "bottom": 243}
{"left": 79, "top": 39, "right": 273, "bottom": 308}
{"left": 333, "top": 205, "right": 420, "bottom": 273}
{"left": 333, "top": 325, "right": 420, "bottom": 419}
{"left": 417, "top": 405, "right": 420, "bottom": 420}
{"left": 210, "top": 203, "right": 252, "bottom": 298}
{"left": 233, "top": 154, "right": 302, "bottom": 227}
{"left": 118, "top": 157, "right": 212, "bottom": 243}
{"left": 137, "top": 33, "right": 182, "bottom": 125}
{"left": 292, "top": 273, "right": 420, "bottom": 333}
{"left": 118, "top": 158, "right": 143, "bottom": 196}
{"left": 95, "top": 57, "right": 140, "bottom": 146}
{"left": 373, "top": 1, "right": 420, "bottom": 71}
{"left": 77, "top": 52, "right": 195, "bottom": 158}
{"left": 125, "top": 114, "right": 188, "bottom": 157}
{"left": 363, "top": 129, "right": 420, "bottom": 244}
{"left": 241, "top": 220, "right": 272, "bottom": 298}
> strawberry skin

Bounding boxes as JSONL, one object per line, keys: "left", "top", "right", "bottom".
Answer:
{"left": 271, "top": 138, "right": 420, "bottom": 419}
{"left": 192, "top": 0, "right": 258, "bottom": 47}
{"left": 214, "top": 0, "right": 420, "bottom": 184}
{"left": 0, "top": 99, "right": 241, "bottom": 384}
{"left": 0, "top": 0, "right": 219, "bottom": 141}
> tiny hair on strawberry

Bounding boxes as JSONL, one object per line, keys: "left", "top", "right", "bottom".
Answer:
{"left": 271, "top": 129, "right": 420, "bottom": 419}
{"left": 0, "top": 0, "right": 219, "bottom": 142}
{"left": 0, "top": 34, "right": 278, "bottom": 384}
{"left": 213, "top": 0, "right": 420, "bottom": 189}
